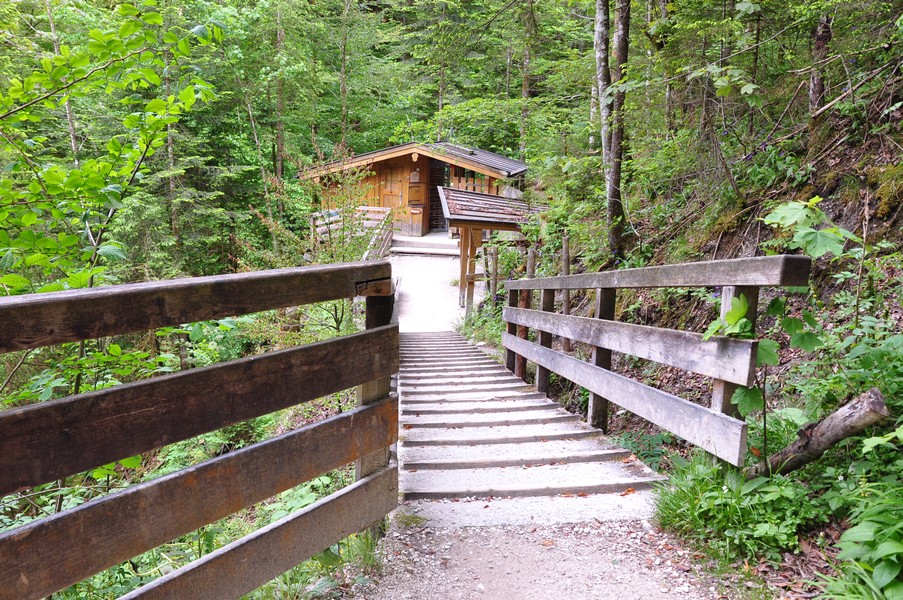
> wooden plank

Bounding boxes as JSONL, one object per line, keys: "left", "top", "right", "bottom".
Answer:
{"left": 358, "top": 295, "right": 396, "bottom": 480}
{"left": 504, "top": 307, "right": 756, "bottom": 386}
{"left": 0, "top": 262, "right": 392, "bottom": 353}
{"left": 535, "top": 289, "right": 554, "bottom": 393}
{"left": 514, "top": 248, "right": 535, "bottom": 380}
{"left": 712, "top": 286, "right": 760, "bottom": 416}
{"left": 0, "top": 398, "right": 398, "bottom": 600}
{"left": 505, "top": 255, "right": 811, "bottom": 290}
{"left": 589, "top": 289, "right": 615, "bottom": 432}
{"left": 121, "top": 465, "right": 398, "bottom": 600}
{"left": 505, "top": 288, "right": 518, "bottom": 373}
{"left": 0, "top": 325, "right": 399, "bottom": 495}
{"left": 502, "top": 333, "right": 747, "bottom": 466}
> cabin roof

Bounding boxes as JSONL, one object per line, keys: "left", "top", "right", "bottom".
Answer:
{"left": 438, "top": 186, "right": 540, "bottom": 231}
{"left": 301, "top": 142, "right": 528, "bottom": 180}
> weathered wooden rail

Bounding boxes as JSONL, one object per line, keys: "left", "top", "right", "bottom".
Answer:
{"left": 0, "top": 261, "right": 398, "bottom": 599}
{"left": 503, "top": 255, "right": 810, "bottom": 467}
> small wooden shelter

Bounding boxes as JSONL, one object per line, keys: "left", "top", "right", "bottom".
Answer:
{"left": 302, "top": 142, "right": 527, "bottom": 236}
{"left": 438, "top": 186, "right": 540, "bottom": 310}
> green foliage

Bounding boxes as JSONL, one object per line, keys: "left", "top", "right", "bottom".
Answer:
{"left": 656, "top": 452, "right": 825, "bottom": 562}
{"left": 615, "top": 431, "right": 673, "bottom": 472}
{"left": 762, "top": 196, "right": 859, "bottom": 258}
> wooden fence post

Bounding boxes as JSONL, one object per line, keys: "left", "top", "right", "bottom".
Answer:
{"left": 490, "top": 246, "right": 499, "bottom": 308}
{"left": 711, "top": 285, "right": 759, "bottom": 417}
{"left": 588, "top": 288, "right": 615, "bottom": 432}
{"left": 536, "top": 288, "right": 555, "bottom": 393}
{"left": 357, "top": 292, "right": 395, "bottom": 480}
{"left": 505, "top": 287, "right": 518, "bottom": 373}
{"left": 561, "top": 235, "right": 572, "bottom": 353}
{"left": 514, "top": 247, "right": 536, "bottom": 380}
{"left": 465, "top": 228, "right": 482, "bottom": 317}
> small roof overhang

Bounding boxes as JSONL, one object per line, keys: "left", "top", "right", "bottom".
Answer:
{"left": 438, "top": 187, "right": 541, "bottom": 232}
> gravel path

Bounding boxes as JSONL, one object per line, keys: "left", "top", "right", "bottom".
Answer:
{"left": 347, "top": 514, "right": 752, "bottom": 599}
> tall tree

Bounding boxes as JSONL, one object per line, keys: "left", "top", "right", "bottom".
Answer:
{"left": 605, "top": 0, "right": 631, "bottom": 259}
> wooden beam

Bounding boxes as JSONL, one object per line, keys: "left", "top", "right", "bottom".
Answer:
{"left": 589, "top": 289, "right": 615, "bottom": 432}
{"left": 535, "top": 289, "right": 555, "bottom": 393}
{"left": 503, "top": 307, "right": 757, "bottom": 386}
{"left": 561, "top": 235, "right": 572, "bottom": 353}
{"left": 120, "top": 464, "right": 399, "bottom": 600}
{"left": 0, "top": 399, "right": 398, "bottom": 600}
{"left": 505, "top": 255, "right": 811, "bottom": 291}
{"left": 0, "top": 326, "right": 399, "bottom": 495}
{"left": 502, "top": 333, "right": 747, "bottom": 466}
{"left": 458, "top": 227, "right": 470, "bottom": 307}
{"left": 358, "top": 294, "right": 396, "bottom": 480}
{"left": 0, "top": 262, "right": 392, "bottom": 354}
{"left": 712, "top": 286, "right": 760, "bottom": 416}
{"left": 514, "top": 248, "right": 535, "bottom": 380}
{"left": 505, "top": 288, "right": 518, "bottom": 373}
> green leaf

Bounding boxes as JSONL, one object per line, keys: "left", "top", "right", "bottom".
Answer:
{"left": 762, "top": 201, "right": 811, "bottom": 228}
{"left": 885, "top": 580, "right": 903, "bottom": 600}
{"left": 118, "top": 19, "right": 142, "bottom": 39}
{"left": 145, "top": 98, "right": 167, "bottom": 114}
{"left": 0, "top": 273, "right": 31, "bottom": 289}
{"left": 179, "top": 85, "right": 196, "bottom": 109}
{"left": 873, "top": 560, "right": 901, "bottom": 590}
{"left": 702, "top": 319, "right": 723, "bottom": 341}
{"left": 108, "top": 343, "right": 122, "bottom": 356}
{"left": 757, "top": 339, "right": 780, "bottom": 367}
{"left": 781, "top": 317, "right": 804, "bottom": 335}
{"left": 21, "top": 211, "right": 38, "bottom": 226}
{"left": 790, "top": 331, "right": 823, "bottom": 352}
{"left": 724, "top": 294, "right": 749, "bottom": 326}
{"left": 189, "top": 322, "right": 204, "bottom": 343}
{"left": 97, "top": 243, "right": 127, "bottom": 262}
{"left": 792, "top": 227, "right": 846, "bottom": 258}
{"left": 841, "top": 522, "right": 881, "bottom": 542}
{"left": 766, "top": 297, "right": 786, "bottom": 317}
{"left": 143, "top": 12, "right": 164, "bottom": 25}
{"left": 118, "top": 455, "right": 141, "bottom": 469}
{"left": 874, "top": 540, "right": 903, "bottom": 560}
{"left": 731, "top": 386, "right": 764, "bottom": 417}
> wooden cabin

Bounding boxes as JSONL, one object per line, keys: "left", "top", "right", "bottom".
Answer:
{"left": 301, "top": 142, "right": 527, "bottom": 237}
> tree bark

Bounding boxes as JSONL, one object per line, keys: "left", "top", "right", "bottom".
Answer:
{"left": 593, "top": 0, "right": 612, "bottom": 165}
{"left": 605, "top": 0, "right": 630, "bottom": 259}
{"left": 809, "top": 15, "right": 833, "bottom": 111}
{"left": 745, "top": 388, "right": 889, "bottom": 479}
{"left": 339, "top": 0, "right": 352, "bottom": 143}
{"left": 275, "top": 6, "right": 286, "bottom": 183}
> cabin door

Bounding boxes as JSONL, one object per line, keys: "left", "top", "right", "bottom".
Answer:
{"left": 380, "top": 166, "right": 403, "bottom": 211}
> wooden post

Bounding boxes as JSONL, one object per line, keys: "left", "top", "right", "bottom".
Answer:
{"left": 561, "top": 235, "right": 572, "bottom": 353}
{"left": 711, "top": 285, "right": 760, "bottom": 417}
{"left": 588, "top": 288, "right": 615, "bottom": 432}
{"left": 515, "top": 247, "right": 536, "bottom": 380}
{"left": 458, "top": 227, "right": 470, "bottom": 307}
{"left": 536, "top": 288, "right": 554, "bottom": 393}
{"left": 505, "top": 288, "right": 518, "bottom": 372}
{"left": 465, "top": 228, "right": 482, "bottom": 317}
{"left": 357, "top": 292, "right": 395, "bottom": 481}
{"left": 490, "top": 246, "right": 499, "bottom": 308}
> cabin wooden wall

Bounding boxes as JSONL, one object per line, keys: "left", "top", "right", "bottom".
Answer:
{"left": 448, "top": 165, "right": 500, "bottom": 195}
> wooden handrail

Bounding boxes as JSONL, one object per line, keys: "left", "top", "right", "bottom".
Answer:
{"left": 505, "top": 255, "right": 810, "bottom": 290}
{"left": 0, "top": 262, "right": 398, "bottom": 599}
{"left": 502, "top": 255, "right": 811, "bottom": 467}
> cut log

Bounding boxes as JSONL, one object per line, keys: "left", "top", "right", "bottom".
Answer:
{"left": 745, "top": 388, "right": 889, "bottom": 479}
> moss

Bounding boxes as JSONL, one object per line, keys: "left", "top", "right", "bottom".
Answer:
{"left": 868, "top": 164, "right": 903, "bottom": 219}
{"left": 819, "top": 169, "right": 844, "bottom": 196}
{"left": 795, "top": 184, "right": 817, "bottom": 201}
{"left": 839, "top": 175, "right": 861, "bottom": 205}
{"left": 394, "top": 512, "right": 426, "bottom": 528}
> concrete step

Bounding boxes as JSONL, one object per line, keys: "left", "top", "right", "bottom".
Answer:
{"left": 401, "top": 449, "right": 632, "bottom": 471}
{"left": 402, "top": 439, "right": 627, "bottom": 464}
{"left": 401, "top": 390, "right": 549, "bottom": 403}
{"left": 400, "top": 376, "right": 526, "bottom": 389}
{"left": 399, "top": 423, "right": 601, "bottom": 446}
{"left": 401, "top": 382, "right": 531, "bottom": 396}
{"left": 401, "top": 410, "right": 580, "bottom": 429}
{"left": 400, "top": 461, "right": 663, "bottom": 500}
{"left": 400, "top": 399, "right": 557, "bottom": 415}
{"left": 400, "top": 369, "right": 512, "bottom": 382}
{"left": 400, "top": 364, "right": 507, "bottom": 375}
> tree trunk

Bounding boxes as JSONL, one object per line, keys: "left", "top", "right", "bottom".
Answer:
{"left": 339, "top": 0, "right": 352, "bottom": 143}
{"left": 809, "top": 15, "right": 833, "bottom": 111}
{"left": 745, "top": 388, "right": 889, "bottom": 479}
{"left": 44, "top": 0, "right": 79, "bottom": 167}
{"left": 606, "top": 0, "right": 630, "bottom": 259}
{"left": 275, "top": 6, "right": 286, "bottom": 183}
{"left": 593, "top": 0, "right": 612, "bottom": 165}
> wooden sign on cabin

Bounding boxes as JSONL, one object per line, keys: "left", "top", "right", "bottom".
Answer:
{"left": 300, "top": 142, "right": 527, "bottom": 237}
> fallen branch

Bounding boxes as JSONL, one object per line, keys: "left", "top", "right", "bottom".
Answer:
{"left": 745, "top": 388, "right": 889, "bottom": 479}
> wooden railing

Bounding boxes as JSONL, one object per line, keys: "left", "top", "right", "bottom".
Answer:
{"left": 363, "top": 207, "right": 395, "bottom": 261}
{"left": 0, "top": 261, "right": 398, "bottom": 599}
{"left": 503, "top": 255, "right": 811, "bottom": 467}
{"left": 311, "top": 206, "right": 391, "bottom": 241}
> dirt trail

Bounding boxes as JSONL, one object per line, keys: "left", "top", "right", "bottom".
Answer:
{"left": 358, "top": 254, "right": 750, "bottom": 599}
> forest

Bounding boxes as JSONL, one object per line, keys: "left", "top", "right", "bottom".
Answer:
{"left": 1, "top": 0, "right": 902, "bottom": 597}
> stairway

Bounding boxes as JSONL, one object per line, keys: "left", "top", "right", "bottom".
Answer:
{"left": 396, "top": 332, "right": 663, "bottom": 504}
